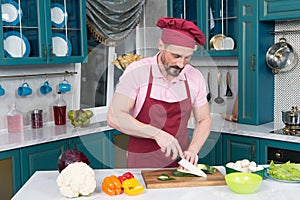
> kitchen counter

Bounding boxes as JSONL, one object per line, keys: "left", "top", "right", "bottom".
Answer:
{"left": 1, "top": 113, "right": 300, "bottom": 153}
{"left": 12, "top": 166, "right": 300, "bottom": 200}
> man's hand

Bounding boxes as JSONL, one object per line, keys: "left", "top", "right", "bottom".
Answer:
{"left": 153, "top": 131, "right": 184, "bottom": 160}
{"left": 183, "top": 150, "right": 199, "bottom": 165}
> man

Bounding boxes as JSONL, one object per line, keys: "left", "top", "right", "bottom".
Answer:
{"left": 107, "top": 17, "right": 211, "bottom": 168}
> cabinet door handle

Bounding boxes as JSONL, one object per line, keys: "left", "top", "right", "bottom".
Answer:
{"left": 251, "top": 54, "right": 255, "bottom": 71}
{"left": 251, "top": 142, "right": 256, "bottom": 159}
{"left": 49, "top": 44, "right": 53, "bottom": 60}
{"left": 43, "top": 44, "right": 47, "bottom": 61}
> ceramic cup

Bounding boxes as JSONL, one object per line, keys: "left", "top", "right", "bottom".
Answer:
{"left": 18, "top": 82, "right": 32, "bottom": 96}
{"left": 40, "top": 81, "right": 52, "bottom": 95}
{"left": 0, "top": 84, "right": 5, "bottom": 96}
{"left": 59, "top": 80, "right": 71, "bottom": 92}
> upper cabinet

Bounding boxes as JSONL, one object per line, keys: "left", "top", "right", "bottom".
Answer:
{"left": 167, "top": 0, "right": 238, "bottom": 57}
{"left": 259, "top": 0, "right": 300, "bottom": 21}
{"left": 0, "top": 0, "right": 87, "bottom": 66}
{"left": 238, "top": 0, "right": 274, "bottom": 125}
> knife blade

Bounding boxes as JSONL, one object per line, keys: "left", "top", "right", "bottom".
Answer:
{"left": 178, "top": 159, "right": 207, "bottom": 177}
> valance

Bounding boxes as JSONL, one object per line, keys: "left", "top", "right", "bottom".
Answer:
{"left": 86, "top": 0, "right": 146, "bottom": 46}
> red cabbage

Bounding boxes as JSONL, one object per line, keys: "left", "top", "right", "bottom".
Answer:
{"left": 58, "top": 149, "right": 90, "bottom": 172}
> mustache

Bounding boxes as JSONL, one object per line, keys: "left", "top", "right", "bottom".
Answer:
{"left": 169, "top": 65, "right": 180, "bottom": 70}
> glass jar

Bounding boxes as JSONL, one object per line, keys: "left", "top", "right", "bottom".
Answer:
{"left": 31, "top": 109, "right": 43, "bottom": 128}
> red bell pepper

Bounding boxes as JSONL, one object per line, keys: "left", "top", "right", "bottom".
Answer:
{"left": 118, "top": 172, "right": 134, "bottom": 183}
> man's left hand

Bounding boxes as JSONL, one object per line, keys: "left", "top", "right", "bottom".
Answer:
{"left": 183, "top": 151, "right": 198, "bottom": 165}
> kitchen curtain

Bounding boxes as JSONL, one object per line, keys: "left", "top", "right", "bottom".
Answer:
{"left": 86, "top": 0, "right": 146, "bottom": 46}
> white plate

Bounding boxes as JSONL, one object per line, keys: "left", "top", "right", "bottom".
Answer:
{"left": 52, "top": 33, "right": 72, "bottom": 56}
{"left": 51, "top": 3, "right": 67, "bottom": 28}
{"left": 1, "top": 0, "right": 22, "bottom": 26}
{"left": 4, "top": 31, "right": 30, "bottom": 57}
{"left": 220, "top": 37, "right": 235, "bottom": 50}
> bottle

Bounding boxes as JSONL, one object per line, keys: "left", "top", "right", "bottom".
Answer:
{"left": 53, "top": 92, "right": 67, "bottom": 125}
{"left": 7, "top": 102, "right": 24, "bottom": 133}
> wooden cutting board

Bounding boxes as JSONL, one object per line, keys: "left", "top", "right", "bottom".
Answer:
{"left": 141, "top": 168, "right": 226, "bottom": 189}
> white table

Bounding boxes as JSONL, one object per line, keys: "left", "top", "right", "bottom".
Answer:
{"left": 12, "top": 167, "right": 300, "bottom": 200}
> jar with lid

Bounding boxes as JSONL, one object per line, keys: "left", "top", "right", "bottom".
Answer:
{"left": 53, "top": 91, "right": 67, "bottom": 125}
{"left": 7, "top": 102, "right": 24, "bottom": 133}
{"left": 31, "top": 109, "right": 43, "bottom": 128}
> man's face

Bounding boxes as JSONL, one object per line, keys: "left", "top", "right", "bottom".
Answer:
{"left": 160, "top": 44, "right": 194, "bottom": 77}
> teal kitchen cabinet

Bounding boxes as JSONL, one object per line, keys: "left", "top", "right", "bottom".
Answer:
{"left": 223, "top": 134, "right": 260, "bottom": 164}
{"left": 168, "top": 0, "right": 238, "bottom": 57}
{"left": 238, "top": 0, "right": 274, "bottom": 125}
{"left": 259, "top": 0, "right": 300, "bottom": 21}
{"left": 0, "top": 0, "right": 87, "bottom": 66}
{"left": 259, "top": 139, "right": 300, "bottom": 163}
{"left": 20, "top": 131, "right": 115, "bottom": 184}
{"left": 20, "top": 139, "right": 66, "bottom": 185}
{"left": 0, "top": 149, "right": 21, "bottom": 200}
{"left": 189, "top": 129, "right": 223, "bottom": 165}
{"left": 71, "top": 131, "right": 115, "bottom": 169}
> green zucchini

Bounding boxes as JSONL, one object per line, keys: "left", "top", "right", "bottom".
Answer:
{"left": 157, "top": 173, "right": 175, "bottom": 181}
{"left": 172, "top": 164, "right": 216, "bottom": 177}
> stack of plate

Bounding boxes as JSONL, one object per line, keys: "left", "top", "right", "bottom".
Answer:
{"left": 4, "top": 31, "right": 30, "bottom": 57}
{"left": 52, "top": 33, "right": 72, "bottom": 57}
{"left": 1, "top": 0, "right": 22, "bottom": 26}
{"left": 51, "top": 3, "right": 68, "bottom": 28}
{"left": 210, "top": 34, "right": 235, "bottom": 50}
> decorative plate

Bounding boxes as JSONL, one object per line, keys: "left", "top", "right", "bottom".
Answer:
{"left": 220, "top": 37, "right": 235, "bottom": 50}
{"left": 1, "top": 0, "right": 23, "bottom": 26}
{"left": 265, "top": 167, "right": 300, "bottom": 183}
{"left": 209, "top": 34, "right": 226, "bottom": 50}
{"left": 4, "top": 31, "right": 30, "bottom": 57}
{"left": 50, "top": 3, "right": 68, "bottom": 28}
{"left": 52, "top": 33, "right": 72, "bottom": 56}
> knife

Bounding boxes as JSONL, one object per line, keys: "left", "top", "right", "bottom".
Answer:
{"left": 178, "top": 159, "right": 207, "bottom": 177}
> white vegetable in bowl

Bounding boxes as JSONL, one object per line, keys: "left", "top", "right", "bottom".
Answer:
{"left": 241, "top": 159, "right": 250, "bottom": 167}
{"left": 57, "top": 162, "right": 96, "bottom": 198}
{"left": 226, "top": 159, "right": 264, "bottom": 173}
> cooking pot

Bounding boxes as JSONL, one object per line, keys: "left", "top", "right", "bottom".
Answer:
{"left": 282, "top": 106, "right": 300, "bottom": 125}
{"left": 266, "top": 38, "right": 298, "bottom": 74}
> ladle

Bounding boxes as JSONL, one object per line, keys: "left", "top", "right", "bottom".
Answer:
{"left": 214, "top": 71, "right": 224, "bottom": 104}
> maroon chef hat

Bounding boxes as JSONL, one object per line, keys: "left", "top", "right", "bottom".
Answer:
{"left": 156, "top": 17, "right": 205, "bottom": 48}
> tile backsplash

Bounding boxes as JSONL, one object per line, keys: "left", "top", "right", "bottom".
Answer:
{"left": 273, "top": 20, "right": 300, "bottom": 129}
{"left": 0, "top": 64, "right": 80, "bottom": 131}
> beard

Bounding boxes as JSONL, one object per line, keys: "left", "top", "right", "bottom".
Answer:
{"left": 161, "top": 53, "right": 183, "bottom": 77}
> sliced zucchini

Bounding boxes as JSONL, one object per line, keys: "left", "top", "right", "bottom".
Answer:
{"left": 197, "top": 164, "right": 216, "bottom": 174}
{"left": 172, "top": 169, "right": 197, "bottom": 177}
{"left": 157, "top": 173, "right": 175, "bottom": 181}
{"left": 172, "top": 164, "right": 216, "bottom": 177}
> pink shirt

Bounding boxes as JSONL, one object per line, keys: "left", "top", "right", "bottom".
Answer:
{"left": 115, "top": 54, "right": 207, "bottom": 117}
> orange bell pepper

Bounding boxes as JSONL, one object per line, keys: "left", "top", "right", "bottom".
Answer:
{"left": 102, "top": 175, "right": 122, "bottom": 196}
{"left": 122, "top": 178, "right": 144, "bottom": 196}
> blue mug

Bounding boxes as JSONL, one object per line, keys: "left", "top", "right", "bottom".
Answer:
{"left": 0, "top": 84, "right": 5, "bottom": 96}
{"left": 18, "top": 82, "right": 32, "bottom": 96}
{"left": 59, "top": 80, "right": 71, "bottom": 92}
{"left": 40, "top": 81, "right": 52, "bottom": 95}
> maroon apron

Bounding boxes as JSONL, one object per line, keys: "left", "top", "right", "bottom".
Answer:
{"left": 127, "top": 68, "right": 192, "bottom": 168}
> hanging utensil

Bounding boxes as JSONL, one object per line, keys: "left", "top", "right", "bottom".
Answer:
{"left": 206, "top": 72, "right": 212, "bottom": 102}
{"left": 266, "top": 37, "right": 298, "bottom": 74}
{"left": 225, "top": 71, "right": 233, "bottom": 97}
{"left": 214, "top": 71, "right": 224, "bottom": 104}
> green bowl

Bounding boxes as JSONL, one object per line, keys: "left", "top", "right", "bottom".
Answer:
{"left": 225, "top": 172, "right": 262, "bottom": 194}
{"left": 225, "top": 166, "right": 266, "bottom": 178}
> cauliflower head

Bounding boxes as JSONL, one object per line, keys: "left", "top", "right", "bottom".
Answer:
{"left": 57, "top": 162, "right": 96, "bottom": 198}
